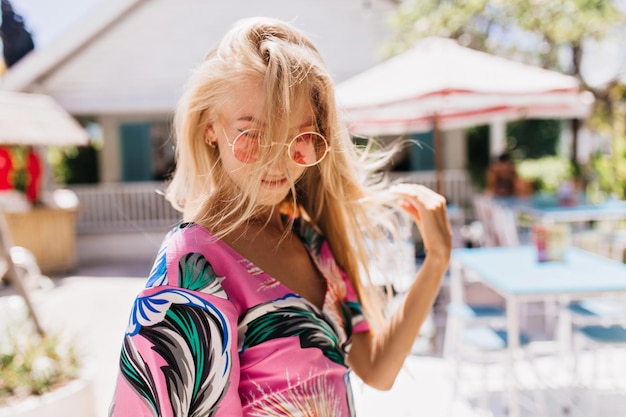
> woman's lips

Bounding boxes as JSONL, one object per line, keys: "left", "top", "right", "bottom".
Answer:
{"left": 260, "top": 178, "right": 288, "bottom": 188}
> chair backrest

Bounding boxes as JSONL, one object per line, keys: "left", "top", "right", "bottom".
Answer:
{"left": 472, "top": 195, "right": 499, "bottom": 247}
{"left": 491, "top": 203, "right": 520, "bottom": 247}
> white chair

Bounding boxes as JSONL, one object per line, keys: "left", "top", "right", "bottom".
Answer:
{"left": 444, "top": 258, "right": 551, "bottom": 417}
{"left": 473, "top": 196, "right": 524, "bottom": 248}
{"left": 473, "top": 196, "right": 500, "bottom": 247}
{"left": 567, "top": 298, "right": 626, "bottom": 326}
{"left": 449, "top": 324, "right": 548, "bottom": 417}
{"left": 551, "top": 296, "right": 626, "bottom": 416}
{"left": 443, "top": 262, "right": 506, "bottom": 359}
{"left": 568, "top": 324, "right": 626, "bottom": 416}
{"left": 490, "top": 203, "right": 521, "bottom": 247}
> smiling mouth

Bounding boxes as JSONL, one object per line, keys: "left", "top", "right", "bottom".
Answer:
{"left": 261, "top": 178, "right": 288, "bottom": 188}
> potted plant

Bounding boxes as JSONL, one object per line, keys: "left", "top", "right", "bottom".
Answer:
{"left": 0, "top": 295, "right": 97, "bottom": 417}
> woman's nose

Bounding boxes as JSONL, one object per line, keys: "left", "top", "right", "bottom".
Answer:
{"left": 265, "top": 155, "right": 288, "bottom": 173}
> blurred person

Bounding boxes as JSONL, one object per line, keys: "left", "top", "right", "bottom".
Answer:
{"left": 486, "top": 152, "right": 518, "bottom": 197}
{"left": 109, "top": 17, "right": 451, "bottom": 417}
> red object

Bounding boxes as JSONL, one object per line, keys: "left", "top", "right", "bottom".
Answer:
{"left": 25, "top": 149, "right": 42, "bottom": 203}
{"left": 0, "top": 147, "right": 13, "bottom": 190}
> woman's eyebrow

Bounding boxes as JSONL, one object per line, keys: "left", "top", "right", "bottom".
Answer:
{"left": 236, "top": 116, "right": 263, "bottom": 125}
{"left": 236, "top": 116, "right": 315, "bottom": 130}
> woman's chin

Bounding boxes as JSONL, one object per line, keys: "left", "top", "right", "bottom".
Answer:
{"left": 254, "top": 190, "right": 290, "bottom": 207}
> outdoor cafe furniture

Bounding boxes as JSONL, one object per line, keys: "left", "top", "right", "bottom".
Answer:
{"left": 569, "top": 321, "right": 626, "bottom": 416}
{"left": 486, "top": 194, "right": 626, "bottom": 262}
{"left": 448, "top": 245, "right": 626, "bottom": 417}
{"left": 473, "top": 195, "right": 524, "bottom": 247}
{"left": 511, "top": 194, "right": 626, "bottom": 224}
{"left": 449, "top": 324, "right": 543, "bottom": 417}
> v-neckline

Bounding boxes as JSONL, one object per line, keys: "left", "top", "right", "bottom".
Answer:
{"left": 196, "top": 224, "right": 330, "bottom": 312}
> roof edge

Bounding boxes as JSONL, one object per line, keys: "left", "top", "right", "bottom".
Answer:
{"left": 0, "top": 0, "right": 144, "bottom": 92}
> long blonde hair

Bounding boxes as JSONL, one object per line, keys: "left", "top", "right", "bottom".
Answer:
{"left": 166, "top": 17, "right": 404, "bottom": 327}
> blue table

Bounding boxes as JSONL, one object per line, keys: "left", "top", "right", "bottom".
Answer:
{"left": 502, "top": 195, "right": 626, "bottom": 223}
{"left": 449, "top": 246, "right": 626, "bottom": 417}
{"left": 452, "top": 246, "right": 626, "bottom": 298}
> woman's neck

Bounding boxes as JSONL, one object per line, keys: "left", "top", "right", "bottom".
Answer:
{"left": 244, "top": 208, "right": 287, "bottom": 235}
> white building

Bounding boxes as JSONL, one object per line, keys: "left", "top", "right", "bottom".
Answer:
{"left": 1, "top": 0, "right": 400, "bottom": 183}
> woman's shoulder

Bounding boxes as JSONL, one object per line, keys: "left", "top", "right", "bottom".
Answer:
{"left": 164, "top": 221, "right": 219, "bottom": 251}
{"left": 145, "top": 222, "right": 232, "bottom": 288}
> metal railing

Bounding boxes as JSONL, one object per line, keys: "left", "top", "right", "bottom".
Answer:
{"left": 69, "top": 182, "right": 181, "bottom": 234}
{"left": 389, "top": 169, "right": 476, "bottom": 207}
{"left": 69, "top": 171, "right": 474, "bottom": 234}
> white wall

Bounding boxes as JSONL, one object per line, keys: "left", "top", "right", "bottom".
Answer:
{"left": 98, "top": 116, "right": 121, "bottom": 182}
{"left": 444, "top": 129, "right": 466, "bottom": 170}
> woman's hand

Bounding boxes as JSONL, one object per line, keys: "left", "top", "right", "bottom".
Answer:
{"left": 390, "top": 184, "right": 452, "bottom": 262}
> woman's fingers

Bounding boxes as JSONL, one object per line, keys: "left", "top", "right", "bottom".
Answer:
{"left": 391, "top": 184, "right": 452, "bottom": 257}
{"left": 398, "top": 199, "right": 421, "bottom": 222}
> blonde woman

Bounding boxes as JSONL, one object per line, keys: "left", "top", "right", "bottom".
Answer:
{"left": 110, "top": 17, "right": 451, "bottom": 417}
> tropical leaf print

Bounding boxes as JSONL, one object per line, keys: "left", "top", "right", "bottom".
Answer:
{"left": 346, "top": 300, "right": 365, "bottom": 329}
{"left": 146, "top": 242, "right": 168, "bottom": 288}
{"left": 239, "top": 295, "right": 347, "bottom": 366}
{"left": 178, "top": 252, "right": 227, "bottom": 296}
{"left": 313, "top": 256, "right": 354, "bottom": 353}
{"left": 126, "top": 288, "right": 226, "bottom": 335}
{"left": 120, "top": 289, "right": 232, "bottom": 417}
{"left": 118, "top": 337, "right": 162, "bottom": 416}
{"left": 141, "top": 304, "right": 230, "bottom": 417}
{"left": 295, "top": 218, "right": 324, "bottom": 255}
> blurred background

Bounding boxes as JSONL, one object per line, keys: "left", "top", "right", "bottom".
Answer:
{"left": 2, "top": 1, "right": 626, "bottom": 417}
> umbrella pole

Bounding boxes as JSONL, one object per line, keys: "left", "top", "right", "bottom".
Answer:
{"left": 433, "top": 115, "right": 444, "bottom": 195}
{"left": 571, "top": 118, "right": 580, "bottom": 177}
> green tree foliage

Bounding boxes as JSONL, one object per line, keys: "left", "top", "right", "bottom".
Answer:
{"left": 507, "top": 119, "right": 561, "bottom": 159}
{"left": 517, "top": 156, "right": 574, "bottom": 192}
{"left": 387, "top": 0, "right": 626, "bottom": 196}
{"left": 387, "top": 0, "right": 621, "bottom": 70}
{"left": 47, "top": 145, "right": 100, "bottom": 185}
{"left": 466, "top": 125, "right": 490, "bottom": 188}
{"left": 465, "top": 119, "right": 561, "bottom": 190}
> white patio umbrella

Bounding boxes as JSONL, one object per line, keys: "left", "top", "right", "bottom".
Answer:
{"left": 335, "top": 37, "right": 594, "bottom": 192}
{"left": 0, "top": 91, "right": 89, "bottom": 146}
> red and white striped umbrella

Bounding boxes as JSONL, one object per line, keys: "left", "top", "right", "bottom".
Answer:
{"left": 336, "top": 37, "right": 594, "bottom": 137}
{"left": 336, "top": 37, "right": 594, "bottom": 193}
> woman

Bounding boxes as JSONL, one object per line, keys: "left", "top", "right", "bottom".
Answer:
{"left": 486, "top": 152, "right": 518, "bottom": 197}
{"left": 110, "top": 17, "right": 451, "bottom": 417}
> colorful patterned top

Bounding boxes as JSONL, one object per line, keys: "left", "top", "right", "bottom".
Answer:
{"left": 109, "top": 219, "right": 370, "bottom": 417}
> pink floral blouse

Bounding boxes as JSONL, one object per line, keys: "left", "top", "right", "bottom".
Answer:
{"left": 109, "top": 219, "right": 370, "bottom": 417}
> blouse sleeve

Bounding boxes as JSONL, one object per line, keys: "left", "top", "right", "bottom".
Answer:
{"left": 109, "top": 238, "right": 242, "bottom": 416}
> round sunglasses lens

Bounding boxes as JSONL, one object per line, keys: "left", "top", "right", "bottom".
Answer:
{"left": 289, "top": 133, "right": 327, "bottom": 166}
{"left": 233, "top": 130, "right": 262, "bottom": 163}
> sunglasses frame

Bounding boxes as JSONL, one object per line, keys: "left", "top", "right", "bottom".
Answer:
{"left": 224, "top": 128, "right": 330, "bottom": 167}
